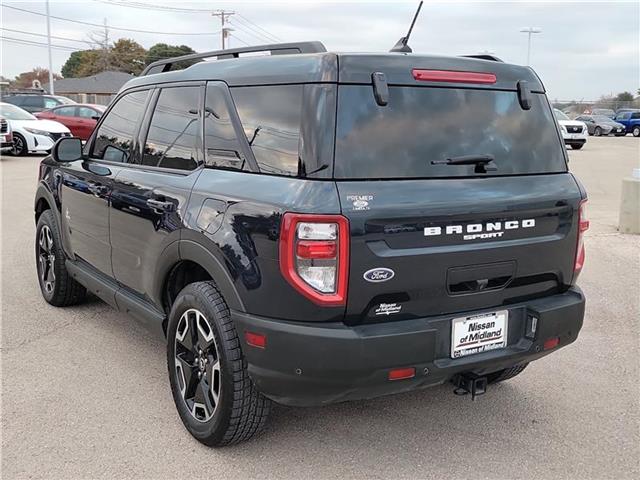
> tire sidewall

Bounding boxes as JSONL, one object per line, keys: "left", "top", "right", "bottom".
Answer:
{"left": 166, "top": 285, "right": 236, "bottom": 444}
{"left": 633, "top": 126, "right": 640, "bottom": 137}
{"left": 12, "top": 133, "right": 27, "bottom": 156}
{"left": 35, "top": 211, "right": 63, "bottom": 303}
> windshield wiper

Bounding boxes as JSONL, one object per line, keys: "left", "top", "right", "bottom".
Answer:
{"left": 431, "top": 154, "right": 496, "bottom": 173}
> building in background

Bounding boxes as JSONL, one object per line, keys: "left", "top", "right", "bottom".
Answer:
{"left": 43, "top": 71, "right": 133, "bottom": 105}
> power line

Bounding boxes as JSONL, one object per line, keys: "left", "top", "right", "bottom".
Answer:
{"left": 236, "top": 13, "right": 282, "bottom": 42}
{"left": 2, "top": 4, "right": 221, "bottom": 36}
{"left": 92, "top": 0, "right": 211, "bottom": 14}
{"left": 0, "top": 35, "right": 79, "bottom": 52}
{"left": 229, "top": 33, "right": 250, "bottom": 47}
{"left": 229, "top": 20, "right": 278, "bottom": 45}
{"left": 91, "top": 1, "right": 283, "bottom": 43}
{"left": 0, "top": 27, "right": 93, "bottom": 45}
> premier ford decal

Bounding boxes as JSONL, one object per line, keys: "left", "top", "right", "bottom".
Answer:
{"left": 363, "top": 268, "right": 395, "bottom": 283}
{"left": 424, "top": 219, "right": 536, "bottom": 241}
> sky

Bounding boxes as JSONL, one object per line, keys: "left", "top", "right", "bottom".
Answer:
{"left": 1, "top": 0, "right": 638, "bottom": 100}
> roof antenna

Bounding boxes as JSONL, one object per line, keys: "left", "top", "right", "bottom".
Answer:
{"left": 390, "top": 1, "right": 424, "bottom": 53}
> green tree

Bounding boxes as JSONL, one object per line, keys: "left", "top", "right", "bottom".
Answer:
{"left": 75, "top": 50, "right": 103, "bottom": 77}
{"left": 616, "top": 91, "right": 634, "bottom": 102}
{"left": 110, "top": 39, "right": 147, "bottom": 75}
{"left": 146, "top": 43, "right": 196, "bottom": 69}
{"left": 61, "top": 50, "right": 94, "bottom": 77}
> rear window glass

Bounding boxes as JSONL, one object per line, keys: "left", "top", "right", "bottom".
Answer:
{"left": 334, "top": 86, "right": 566, "bottom": 179}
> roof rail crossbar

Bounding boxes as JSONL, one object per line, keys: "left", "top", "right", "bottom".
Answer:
{"left": 140, "top": 41, "right": 327, "bottom": 76}
{"left": 461, "top": 54, "right": 504, "bottom": 62}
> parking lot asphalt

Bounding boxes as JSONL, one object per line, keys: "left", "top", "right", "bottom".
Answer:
{"left": 1, "top": 136, "right": 639, "bottom": 480}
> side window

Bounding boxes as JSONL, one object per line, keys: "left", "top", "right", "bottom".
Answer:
{"left": 55, "top": 106, "right": 76, "bottom": 117}
{"left": 77, "top": 107, "right": 97, "bottom": 118}
{"left": 231, "top": 85, "right": 303, "bottom": 176}
{"left": 142, "top": 86, "right": 199, "bottom": 171}
{"left": 92, "top": 90, "right": 149, "bottom": 163}
{"left": 23, "top": 96, "right": 43, "bottom": 107}
{"left": 631, "top": 112, "right": 640, "bottom": 119}
{"left": 44, "top": 98, "right": 59, "bottom": 109}
{"left": 204, "top": 84, "right": 246, "bottom": 171}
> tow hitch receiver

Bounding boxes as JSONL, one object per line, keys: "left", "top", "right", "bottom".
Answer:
{"left": 452, "top": 373, "right": 488, "bottom": 401}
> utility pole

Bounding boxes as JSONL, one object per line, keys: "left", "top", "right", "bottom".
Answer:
{"left": 212, "top": 10, "right": 235, "bottom": 50}
{"left": 45, "top": 0, "right": 54, "bottom": 94}
{"left": 520, "top": 27, "right": 542, "bottom": 65}
{"left": 103, "top": 18, "right": 110, "bottom": 70}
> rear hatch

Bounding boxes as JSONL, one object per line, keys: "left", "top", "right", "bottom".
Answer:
{"left": 334, "top": 54, "right": 583, "bottom": 325}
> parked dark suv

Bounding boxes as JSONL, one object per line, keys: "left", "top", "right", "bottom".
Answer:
{"left": 34, "top": 42, "right": 587, "bottom": 447}
{"left": 4, "top": 94, "right": 75, "bottom": 113}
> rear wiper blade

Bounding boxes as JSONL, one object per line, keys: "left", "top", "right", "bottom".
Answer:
{"left": 431, "top": 154, "right": 495, "bottom": 166}
{"left": 431, "top": 154, "right": 496, "bottom": 173}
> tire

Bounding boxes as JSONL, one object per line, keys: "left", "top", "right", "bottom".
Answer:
{"left": 11, "top": 133, "right": 27, "bottom": 156}
{"left": 167, "top": 281, "right": 271, "bottom": 447}
{"left": 594, "top": 127, "right": 602, "bottom": 136}
{"left": 632, "top": 126, "right": 640, "bottom": 137}
{"left": 571, "top": 143, "right": 584, "bottom": 150}
{"left": 487, "top": 363, "right": 528, "bottom": 384}
{"left": 35, "top": 210, "right": 87, "bottom": 307}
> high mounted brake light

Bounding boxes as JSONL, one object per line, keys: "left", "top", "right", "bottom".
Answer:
{"left": 279, "top": 213, "right": 349, "bottom": 306}
{"left": 574, "top": 199, "right": 589, "bottom": 277}
{"left": 411, "top": 69, "right": 497, "bottom": 84}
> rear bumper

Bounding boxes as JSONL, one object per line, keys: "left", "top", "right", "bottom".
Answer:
{"left": 233, "top": 287, "right": 585, "bottom": 406}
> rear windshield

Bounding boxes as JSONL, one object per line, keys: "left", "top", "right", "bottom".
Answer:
{"left": 334, "top": 86, "right": 566, "bottom": 179}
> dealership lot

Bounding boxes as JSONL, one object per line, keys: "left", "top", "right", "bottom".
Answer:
{"left": 1, "top": 137, "right": 639, "bottom": 479}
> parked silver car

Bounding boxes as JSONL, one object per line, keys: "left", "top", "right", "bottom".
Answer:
{"left": 575, "top": 115, "right": 626, "bottom": 136}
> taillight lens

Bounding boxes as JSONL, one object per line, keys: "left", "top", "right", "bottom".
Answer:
{"left": 279, "top": 213, "right": 349, "bottom": 306}
{"left": 574, "top": 199, "right": 589, "bottom": 277}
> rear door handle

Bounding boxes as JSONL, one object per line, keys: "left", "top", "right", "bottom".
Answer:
{"left": 146, "top": 198, "right": 175, "bottom": 212}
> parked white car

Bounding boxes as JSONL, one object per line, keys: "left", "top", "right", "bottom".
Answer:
{"left": 1, "top": 116, "right": 13, "bottom": 155}
{"left": 0, "top": 102, "right": 71, "bottom": 156}
{"left": 553, "top": 109, "right": 588, "bottom": 150}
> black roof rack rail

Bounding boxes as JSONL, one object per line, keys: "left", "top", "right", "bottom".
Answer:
{"left": 461, "top": 54, "right": 504, "bottom": 62}
{"left": 140, "top": 41, "right": 327, "bottom": 76}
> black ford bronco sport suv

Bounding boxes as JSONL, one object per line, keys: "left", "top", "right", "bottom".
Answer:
{"left": 34, "top": 41, "right": 587, "bottom": 446}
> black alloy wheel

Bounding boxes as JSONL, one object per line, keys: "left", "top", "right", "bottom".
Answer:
{"left": 35, "top": 210, "right": 86, "bottom": 306}
{"left": 37, "top": 225, "right": 56, "bottom": 295}
{"left": 174, "top": 308, "right": 222, "bottom": 422}
{"left": 11, "top": 133, "right": 27, "bottom": 156}
{"left": 167, "top": 281, "right": 271, "bottom": 446}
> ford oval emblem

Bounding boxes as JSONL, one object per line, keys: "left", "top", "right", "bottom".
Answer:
{"left": 363, "top": 268, "right": 395, "bottom": 283}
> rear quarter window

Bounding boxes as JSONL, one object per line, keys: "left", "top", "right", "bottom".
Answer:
{"left": 231, "top": 85, "right": 303, "bottom": 176}
{"left": 334, "top": 86, "right": 567, "bottom": 179}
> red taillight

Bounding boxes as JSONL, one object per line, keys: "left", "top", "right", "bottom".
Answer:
{"left": 279, "top": 213, "right": 349, "bottom": 306}
{"left": 245, "top": 331, "right": 266, "bottom": 349}
{"left": 412, "top": 69, "right": 497, "bottom": 84}
{"left": 543, "top": 337, "right": 559, "bottom": 351}
{"left": 388, "top": 367, "right": 416, "bottom": 381}
{"left": 574, "top": 199, "right": 589, "bottom": 277}
{"left": 296, "top": 240, "right": 337, "bottom": 259}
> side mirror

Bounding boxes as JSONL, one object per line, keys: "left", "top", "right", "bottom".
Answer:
{"left": 91, "top": 115, "right": 101, "bottom": 120}
{"left": 52, "top": 137, "right": 82, "bottom": 162}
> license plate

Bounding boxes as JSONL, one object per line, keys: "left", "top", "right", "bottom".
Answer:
{"left": 451, "top": 310, "right": 508, "bottom": 358}
{"left": 571, "top": 134, "right": 581, "bottom": 139}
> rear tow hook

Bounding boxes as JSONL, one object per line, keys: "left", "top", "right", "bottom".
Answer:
{"left": 452, "top": 373, "right": 488, "bottom": 401}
